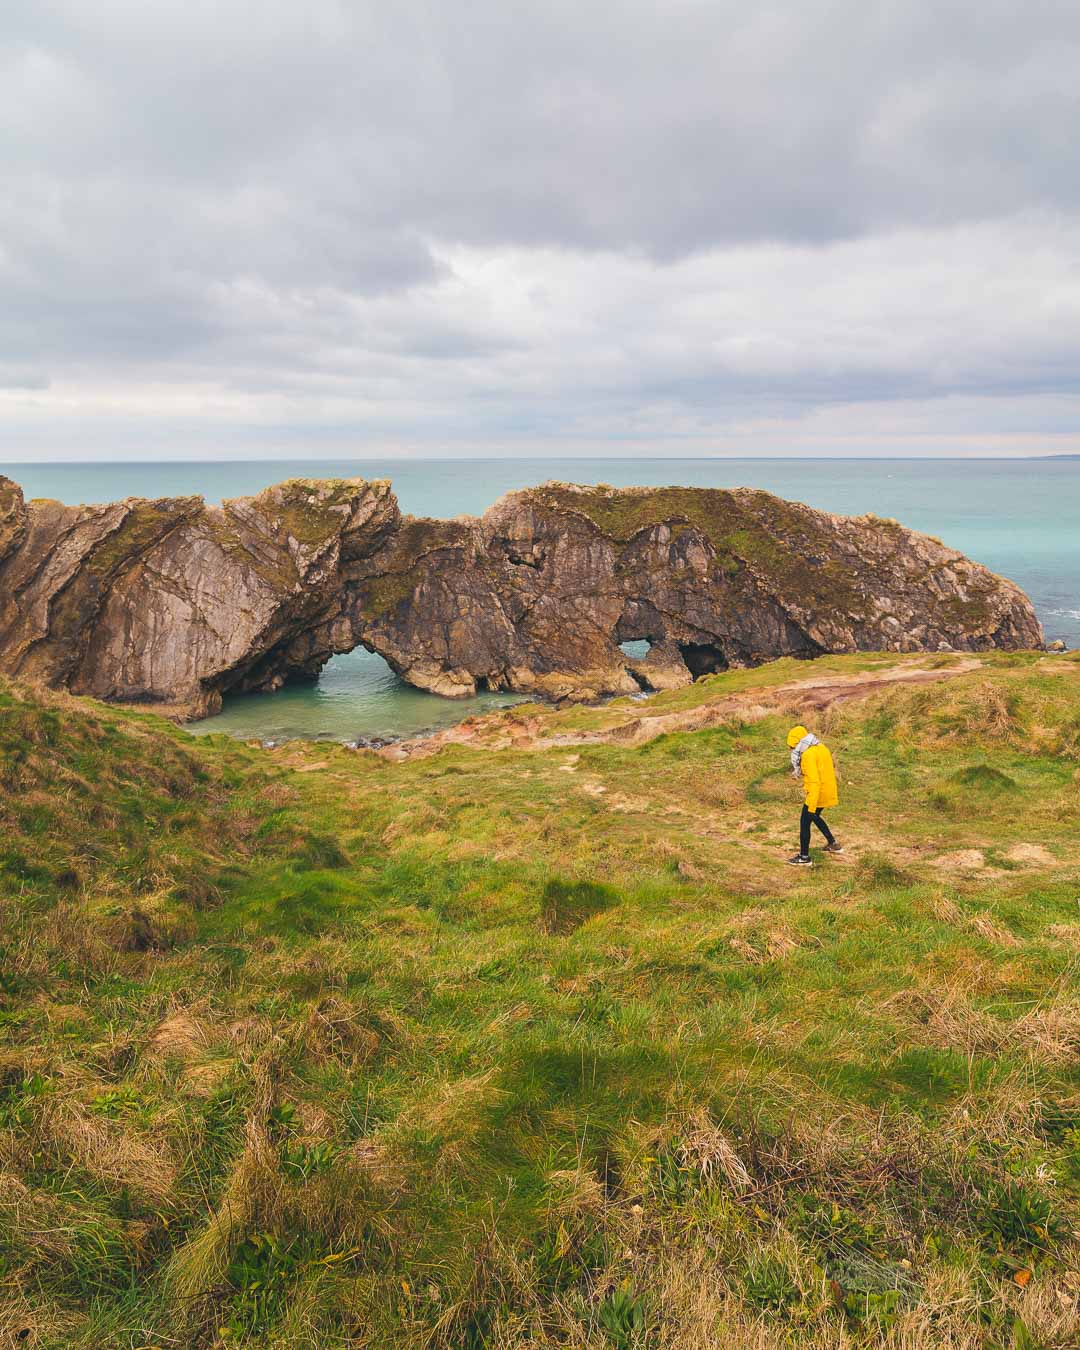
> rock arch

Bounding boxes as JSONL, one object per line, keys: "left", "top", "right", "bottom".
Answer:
{"left": 0, "top": 475, "right": 1043, "bottom": 718}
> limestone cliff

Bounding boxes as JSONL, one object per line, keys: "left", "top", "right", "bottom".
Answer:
{"left": 0, "top": 475, "right": 1043, "bottom": 716}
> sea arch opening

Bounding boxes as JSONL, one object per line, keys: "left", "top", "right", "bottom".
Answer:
{"left": 191, "top": 645, "right": 525, "bottom": 745}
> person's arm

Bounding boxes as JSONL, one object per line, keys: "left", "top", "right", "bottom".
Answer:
{"left": 803, "top": 751, "right": 820, "bottom": 812}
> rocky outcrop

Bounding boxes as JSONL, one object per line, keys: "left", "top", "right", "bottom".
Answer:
{"left": 0, "top": 478, "right": 399, "bottom": 717}
{"left": 0, "top": 475, "right": 1043, "bottom": 717}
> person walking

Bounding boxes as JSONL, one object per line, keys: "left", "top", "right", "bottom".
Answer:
{"left": 786, "top": 724, "right": 843, "bottom": 866}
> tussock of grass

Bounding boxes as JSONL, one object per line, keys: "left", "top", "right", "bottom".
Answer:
{"left": 1, "top": 656, "right": 1079, "bottom": 1347}
{"left": 856, "top": 851, "right": 913, "bottom": 889}
{"left": 540, "top": 877, "right": 617, "bottom": 934}
{"left": 950, "top": 763, "right": 1018, "bottom": 791}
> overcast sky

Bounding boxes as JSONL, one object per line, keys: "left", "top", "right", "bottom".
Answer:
{"left": 3, "top": 1, "right": 1079, "bottom": 460}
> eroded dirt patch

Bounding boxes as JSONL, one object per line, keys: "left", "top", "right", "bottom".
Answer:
{"left": 382, "top": 657, "right": 984, "bottom": 760}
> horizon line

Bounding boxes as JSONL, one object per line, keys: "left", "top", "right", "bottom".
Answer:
{"left": 3, "top": 454, "right": 1078, "bottom": 467}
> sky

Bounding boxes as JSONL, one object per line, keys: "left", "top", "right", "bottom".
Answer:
{"left": 2, "top": 0, "right": 1080, "bottom": 461}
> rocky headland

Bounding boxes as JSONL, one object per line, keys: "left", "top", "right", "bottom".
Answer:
{"left": 0, "top": 475, "right": 1043, "bottom": 718}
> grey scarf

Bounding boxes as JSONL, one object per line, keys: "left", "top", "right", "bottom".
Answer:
{"left": 790, "top": 731, "right": 819, "bottom": 775}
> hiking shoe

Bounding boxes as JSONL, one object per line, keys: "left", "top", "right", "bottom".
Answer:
{"left": 787, "top": 854, "right": 812, "bottom": 867}
{"left": 824, "top": 841, "right": 844, "bottom": 854}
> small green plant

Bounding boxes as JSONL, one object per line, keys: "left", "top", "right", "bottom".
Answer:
{"left": 1035, "top": 1100, "right": 1079, "bottom": 1142}
{"left": 839, "top": 1284, "right": 903, "bottom": 1328}
{"left": 0, "top": 1072, "right": 48, "bottom": 1128}
{"left": 743, "top": 1254, "right": 800, "bottom": 1311}
{"left": 268, "top": 1101, "right": 298, "bottom": 1133}
{"left": 89, "top": 1086, "right": 143, "bottom": 1118}
{"left": 1012, "top": 1314, "right": 1046, "bottom": 1349}
{"left": 224, "top": 1232, "right": 310, "bottom": 1335}
{"left": 597, "top": 1281, "right": 647, "bottom": 1348}
{"left": 795, "top": 1198, "right": 892, "bottom": 1254}
{"left": 980, "top": 1179, "right": 1065, "bottom": 1251}
{"left": 459, "top": 1307, "right": 495, "bottom": 1350}
{"left": 533, "top": 1223, "right": 606, "bottom": 1293}
{"left": 1062, "top": 1129, "right": 1080, "bottom": 1182}
{"left": 281, "top": 1139, "right": 338, "bottom": 1179}
{"left": 0, "top": 967, "right": 25, "bottom": 997}
{"left": 474, "top": 956, "right": 514, "bottom": 983}
{"left": 646, "top": 1142, "right": 697, "bottom": 1204}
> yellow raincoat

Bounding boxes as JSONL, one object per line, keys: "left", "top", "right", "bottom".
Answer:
{"left": 787, "top": 725, "right": 839, "bottom": 812}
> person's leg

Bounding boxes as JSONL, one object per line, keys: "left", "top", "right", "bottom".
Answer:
{"left": 811, "top": 810, "right": 835, "bottom": 845}
{"left": 799, "top": 805, "right": 811, "bottom": 856}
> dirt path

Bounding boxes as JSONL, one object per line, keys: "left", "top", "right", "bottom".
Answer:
{"left": 379, "top": 657, "right": 983, "bottom": 761}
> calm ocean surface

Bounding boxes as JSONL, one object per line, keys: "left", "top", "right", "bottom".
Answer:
{"left": 4, "top": 458, "right": 1077, "bottom": 742}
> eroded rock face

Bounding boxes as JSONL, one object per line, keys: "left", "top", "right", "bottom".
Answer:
{"left": 0, "top": 478, "right": 399, "bottom": 716}
{"left": 0, "top": 476, "right": 1043, "bottom": 716}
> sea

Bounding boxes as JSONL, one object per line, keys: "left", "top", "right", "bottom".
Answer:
{"left": 4, "top": 457, "right": 1077, "bottom": 744}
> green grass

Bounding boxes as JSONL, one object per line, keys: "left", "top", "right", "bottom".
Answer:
{"left": 0, "top": 655, "right": 1078, "bottom": 1348}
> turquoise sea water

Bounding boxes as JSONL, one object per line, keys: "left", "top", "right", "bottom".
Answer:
{"left": 4, "top": 458, "right": 1077, "bottom": 742}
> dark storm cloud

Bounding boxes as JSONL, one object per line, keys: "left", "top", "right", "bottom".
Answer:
{"left": 2, "top": 0, "right": 1079, "bottom": 457}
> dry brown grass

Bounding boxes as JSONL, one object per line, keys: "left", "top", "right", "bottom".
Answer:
{"left": 889, "top": 988, "right": 1080, "bottom": 1066}
{"left": 163, "top": 1129, "right": 281, "bottom": 1311}
{"left": 295, "top": 996, "right": 383, "bottom": 1067}
{"left": 678, "top": 1112, "right": 753, "bottom": 1192}
{"left": 929, "top": 892, "right": 963, "bottom": 924}
{"left": 6, "top": 900, "right": 121, "bottom": 981}
{"left": 0, "top": 1173, "right": 74, "bottom": 1266}
{"left": 136, "top": 1005, "right": 237, "bottom": 1097}
{"left": 147, "top": 1009, "right": 214, "bottom": 1059}
{"left": 725, "top": 910, "right": 805, "bottom": 964}
{"left": 966, "top": 912, "right": 1021, "bottom": 947}
{"left": 544, "top": 1165, "right": 607, "bottom": 1221}
{"left": 33, "top": 1098, "right": 177, "bottom": 1205}
{"left": 0, "top": 1289, "right": 74, "bottom": 1350}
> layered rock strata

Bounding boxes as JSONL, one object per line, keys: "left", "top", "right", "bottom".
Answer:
{"left": 0, "top": 476, "right": 1043, "bottom": 717}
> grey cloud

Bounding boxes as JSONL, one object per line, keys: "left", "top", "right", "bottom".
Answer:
{"left": 2, "top": 1, "right": 1080, "bottom": 458}
{"left": 0, "top": 367, "right": 49, "bottom": 390}
{"left": 7, "top": 2, "right": 1080, "bottom": 254}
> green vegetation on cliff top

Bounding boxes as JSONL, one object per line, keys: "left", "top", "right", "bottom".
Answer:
{"left": 527, "top": 485, "right": 894, "bottom": 617}
{"left": 1, "top": 652, "right": 1079, "bottom": 1348}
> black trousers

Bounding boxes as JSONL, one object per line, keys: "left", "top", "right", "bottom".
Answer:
{"left": 800, "top": 805, "right": 835, "bottom": 855}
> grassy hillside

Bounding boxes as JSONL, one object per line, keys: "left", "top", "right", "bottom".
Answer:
{"left": 1, "top": 654, "right": 1079, "bottom": 1349}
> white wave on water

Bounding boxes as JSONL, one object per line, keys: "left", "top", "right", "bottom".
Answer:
{"left": 1046, "top": 607, "right": 1080, "bottom": 620}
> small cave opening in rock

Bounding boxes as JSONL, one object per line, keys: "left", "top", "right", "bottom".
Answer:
{"left": 678, "top": 642, "right": 728, "bottom": 678}
{"left": 618, "top": 638, "right": 652, "bottom": 660}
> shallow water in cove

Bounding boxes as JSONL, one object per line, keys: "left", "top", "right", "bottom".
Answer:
{"left": 5, "top": 457, "right": 1077, "bottom": 742}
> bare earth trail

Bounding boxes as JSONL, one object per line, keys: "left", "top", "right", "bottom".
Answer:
{"left": 270, "top": 653, "right": 1077, "bottom": 886}
{"left": 365, "top": 654, "right": 1075, "bottom": 885}
{"left": 379, "top": 655, "right": 985, "bottom": 760}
